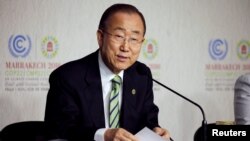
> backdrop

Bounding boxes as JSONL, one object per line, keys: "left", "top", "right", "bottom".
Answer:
{"left": 1, "top": 0, "right": 250, "bottom": 141}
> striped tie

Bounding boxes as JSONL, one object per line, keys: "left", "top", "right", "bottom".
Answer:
{"left": 109, "top": 75, "right": 121, "bottom": 128}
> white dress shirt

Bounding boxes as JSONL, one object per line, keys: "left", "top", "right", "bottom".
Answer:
{"left": 94, "top": 52, "right": 124, "bottom": 141}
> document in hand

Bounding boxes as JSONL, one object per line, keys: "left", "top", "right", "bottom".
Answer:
{"left": 135, "top": 127, "right": 170, "bottom": 141}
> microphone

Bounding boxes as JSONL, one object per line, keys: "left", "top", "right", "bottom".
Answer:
{"left": 137, "top": 64, "right": 207, "bottom": 141}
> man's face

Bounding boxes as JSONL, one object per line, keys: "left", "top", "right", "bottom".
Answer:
{"left": 97, "top": 12, "right": 144, "bottom": 74}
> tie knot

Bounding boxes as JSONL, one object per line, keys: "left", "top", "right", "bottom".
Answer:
{"left": 112, "top": 75, "right": 121, "bottom": 85}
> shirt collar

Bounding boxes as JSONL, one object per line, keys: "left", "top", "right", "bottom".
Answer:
{"left": 98, "top": 51, "right": 124, "bottom": 82}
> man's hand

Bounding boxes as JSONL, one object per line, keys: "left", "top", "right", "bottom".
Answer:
{"left": 104, "top": 128, "right": 139, "bottom": 141}
{"left": 153, "top": 127, "right": 171, "bottom": 140}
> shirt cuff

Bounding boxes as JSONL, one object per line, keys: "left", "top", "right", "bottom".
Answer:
{"left": 94, "top": 128, "right": 107, "bottom": 141}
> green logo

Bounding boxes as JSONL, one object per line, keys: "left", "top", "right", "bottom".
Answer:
{"left": 41, "top": 36, "right": 59, "bottom": 58}
{"left": 142, "top": 39, "right": 158, "bottom": 60}
{"left": 237, "top": 40, "right": 250, "bottom": 60}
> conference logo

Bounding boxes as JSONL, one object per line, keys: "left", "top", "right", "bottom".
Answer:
{"left": 208, "top": 39, "right": 228, "bottom": 60}
{"left": 8, "top": 34, "right": 32, "bottom": 58}
{"left": 142, "top": 38, "right": 158, "bottom": 60}
{"left": 41, "top": 36, "right": 59, "bottom": 58}
{"left": 237, "top": 40, "right": 250, "bottom": 60}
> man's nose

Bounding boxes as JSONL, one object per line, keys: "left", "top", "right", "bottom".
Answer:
{"left": 120, "top": 38, "right": 130, "bottom": 51}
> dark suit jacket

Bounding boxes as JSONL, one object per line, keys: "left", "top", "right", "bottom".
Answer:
{"left": 44, "top": 50, "right": 159, "bottom": 141}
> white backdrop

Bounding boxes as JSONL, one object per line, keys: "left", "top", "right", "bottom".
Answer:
{"left": 1, "top": 0, "right": 250, "bottom": 141}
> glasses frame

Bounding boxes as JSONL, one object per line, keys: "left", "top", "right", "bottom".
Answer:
{"left": 101, "top": 30, "right": 144, "bottom": 46}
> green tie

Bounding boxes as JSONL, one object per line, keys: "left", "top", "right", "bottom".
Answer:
{"left": 109, "top": 75, "right": 121, "bottom": 128}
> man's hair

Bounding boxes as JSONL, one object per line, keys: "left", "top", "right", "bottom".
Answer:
{"left": 98, "top": 3, "right": 146, "bottom": 36}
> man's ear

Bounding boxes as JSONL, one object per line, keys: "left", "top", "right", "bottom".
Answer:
{"left": 97, "top": 29, "right": 103, "bottom": 48}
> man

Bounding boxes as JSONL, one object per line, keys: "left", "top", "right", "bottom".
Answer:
{"left": 45, "top": 3, "right": 171, "bottom": 141}
{"left": 234, "top": 73, "right": 250, "bottom": 125}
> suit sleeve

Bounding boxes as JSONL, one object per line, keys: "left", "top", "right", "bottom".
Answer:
{"left": 44, "top": 70, "right": 96, "bottom": 141}
{"left": 143, "top": 66, "right": 160, "bottom": 129}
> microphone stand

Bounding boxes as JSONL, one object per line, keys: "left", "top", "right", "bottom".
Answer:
{"left": 153, "top": 79, "right": 207, "bottom": 141}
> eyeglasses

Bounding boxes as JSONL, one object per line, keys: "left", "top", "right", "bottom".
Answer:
{"left": 102, "top": 30, "right": 144, "bottom": 45}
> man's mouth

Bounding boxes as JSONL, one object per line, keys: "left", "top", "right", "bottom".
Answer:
{"left": 117, "top": 55, "right": 128, "bottom": 62}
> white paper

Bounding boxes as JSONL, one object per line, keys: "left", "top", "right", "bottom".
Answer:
{"left": 135, "top": 127, "right": 170, "bottom": 141}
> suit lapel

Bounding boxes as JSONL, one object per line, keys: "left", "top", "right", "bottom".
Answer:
{"left": 120, "top": 65, "right": 138, "bottom": 128}
{"left": 84, "top": 51, "right": 105, "bottom": 128}
{"left": 122, "top": 71, "right": 137, "bottom": 108}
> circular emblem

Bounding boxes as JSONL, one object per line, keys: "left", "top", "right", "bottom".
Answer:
{"left": 209, "top": 39, "right": 228, "bottom": 60}
{"left": 142, "top": 39, "right": 158, "bottom": 60}
{"left": 132, "top": 89, "right": 136, "bottom": 95}
{"left": 8, "top": 35, "right": 32, "bottom": 58}
{"left": 41, "top": 36, "right": 59, "bottom": 58}
{"left": 237, "top": 40, "right": 250, "bottom": 60}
